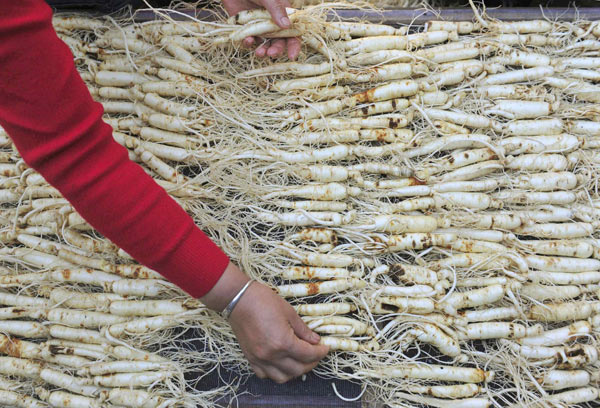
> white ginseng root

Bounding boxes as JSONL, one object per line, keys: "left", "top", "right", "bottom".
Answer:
{"left": 303, "top": 316, "right": 374, "bottom": 336}
{"left": 537, "top": 370, "right": 590, "bottom": 391}
{"left": 347, "top": 80, "right": 419, "bottom": 104}
{"left": 274, "top": 200, "right": 348, "bottom": 212}
{"left": 456, "top": 277, "right": 509, "bottom": 287}
{"left": 277, "top": 278, "right": 365, "bottom": 298}
{"left": 433, "top": 192, "right": 502, "bottom": 210}
{"left": 528, "top": 301, "right": 593, "bottom": 322}
{"left": 514, "top": 222, "right": 593, "bottom": 239}
{"left": 519, "top": 284, "right": 581, "bottom": 301}
{"left": 257, "top": 211, "right": 354, "bottom": 227}
{"left": 388, "top": 263, "right": 439, "bottom": 285}
{"left": 108, "top": 299, "right": 200, "bottom": 316}
{"left": 439, "top": 285, "right": 505, "bottom": 313}
{"left": 502, "top": 118, "right": 564, "bottom": 136}
{"left": 295, "top": 166, "right": 349, "bottom": 182}
{"left": 49, "top": 288, "right": 124, "bottom": 310}
{"left": 505, "top": 154, "right": 568, "bottom": 171}
{"left": 107, "top": 279, "right": 175, "bottom": 297}
{"left": 482, "top": 66, "right": 553, "bottom": 85}
{"left": 378, "top": 284, "right": 435, "bottom": 297}
{"left": 360, "top": 364, "right": 494, "bottom": 383}
{"left": 429, "top": 253, "right": 512, "bottom": 271}
{"left": 409, "top": 383, "right": 481, "bottom": 399}
{"left": 106, "top": 313, "right": 197, "bottom": 337}
{"left": 355, "top": 215, "right": 438, "bottom": 234}
{"left": 505, "top": 171, "right": 578, "bottom": 192}
{"left": 40, "top": 368, "right": 101, "bottom": 397}
{"left": 264, "top": 183, "right": 360, "bottom": 201}
{"left": 0, "top": 389, "right": 46, "bottom": 408}
{"left": 461, "top": 307, "right": 519, "bottom": 323}
{"left": 404, "top": 322, "right": 461, "bottom": 357}
{"left": 282, "top": 247, "right": 354, "bottom": 267}
{"left": 294, "top": 303, "right": 356, "bottom": 316}
{"left": 288, "top": 228, "right": 337, "bottom": 243}
{"left": 417, "top": 148, "right": 498, "bottom": 179}
{"left": 547, "top": 387, "right": 599, "bottom": 405}
{"left": 46, "top": 308, "right": 129, "bottom": 329}
{"left": 319, "top": 336, "right": 378, "bottom": 352}
{"left": 49, "top": 325, "right": 108, "bottom": 345}
{"left": 0, "top": 290, "right": 49, "bottom": 308}
{"left": 0, "top": 334, "right": 41, "bottom": 359}
{"left": 372, "top": 296, "right": 435, "bottom": 314}
{"left": 43, "top": 391, "right": 100, "bottom": 408}
{"left": 458, "top": 322, "right": 541, "bottom": 340}
{"left": 518, "top": 239, "right": 593, "bottom": 258}
{"left": 0, "top": 321, "right": 48, "bottom": 339}
{"left": 281, "top": 266, "right": 350, "bottom": 280}
{"left": 433, "top": 161, "right": 503, "bottom": 183}
{"left": 391, "top": 393, "right": 491, "bottom": 408}
{"left": 384, "top": 233, "right": 455, "bottom": 251}
{"left": 343, "top": 31, "right": 450, "bottom": 55}
{"left": 501, "top": 134, "right": 578, "bottom": 155}
{"left": 492, "top": 190, "right": 576, "bottom": 205}
{"left": 528, "top": 270, "right": 600, "bottom": 285}
{"left": 518, "top": 321, "right": 591, "bottom": 346}
{"left": 485, "top": 99, "right": 552, "bottom": 119}
{"left": 78, "top": 361, "right": 165, "bottom": 377}
{"left": 525, "top": 254, "right": 600, "bottom": 272}
{"left": 93, "top": 371, "right": 168, "bottom": 388}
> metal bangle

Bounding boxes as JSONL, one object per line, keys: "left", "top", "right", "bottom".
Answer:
{"left": 221, "top": 279, "right": 254, "bottom": 320}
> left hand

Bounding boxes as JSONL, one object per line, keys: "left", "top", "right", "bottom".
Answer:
{"left": 222, "top": 0, "right": 301, "bottom": 60}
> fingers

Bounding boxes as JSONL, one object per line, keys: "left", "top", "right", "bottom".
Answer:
{"left": 288, "top": 335, "right": 330, "bottom": 364}
{"left": 288, "top": 309, "right": 320, "bottom": 345}
{"left": 250, "top": 363, "right": 267, "bottom": 379}
{"left": 261, "top": 357, "right": 320, "bottom": 383}
{"left": 261, "top": 0, "right": 291, "bottom": 28}
{"left": 255, "top": 42, "right": 269, "bottom": 57}
{"left": 286, "top": 37, "right": 301, "bottom": 60}
{"left": 249, "top": 36, "right": 300, "bottom": 62}
{"left": 222, "top": 0, "right": 257, "bottom": 16}
{"left": 243, "top": 36, "right": 255, "bottom": 48}
{"left": 267, "top": 38, "right": 286, "bottom": 58}
{"left": 263, "top": 365, "right": 293, "bottom": 384}
{"left": 254, "top": 38, "right": 290, "bottom": 59}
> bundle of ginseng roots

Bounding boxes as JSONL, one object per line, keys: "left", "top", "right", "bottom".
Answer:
{"left": 1, "top": 3, "right": 600, "bottom": 407}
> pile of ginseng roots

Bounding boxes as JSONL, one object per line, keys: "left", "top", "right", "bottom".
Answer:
{"left": 2, "top": 3, "right": 600, "bottom": 407}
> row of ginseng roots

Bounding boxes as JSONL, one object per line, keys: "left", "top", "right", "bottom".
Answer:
{"left": 0, "top": 12, "right": 242, "bottom": 392}
{"left": 2, "top": 10, "right": 600, "bottom": 408}
{"left": 0, "top": 141, "right": 236, "bottom": 408}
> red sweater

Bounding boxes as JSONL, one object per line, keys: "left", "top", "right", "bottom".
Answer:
{"left": 0, "top": 0, "right": 229, "bottom": 298}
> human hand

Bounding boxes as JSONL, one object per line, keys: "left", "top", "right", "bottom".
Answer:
{"left": 228, "top": 281, "right": 330, "bottom": 383}
{"left": 222, "top": 0, "right": 302, "bottom": 60}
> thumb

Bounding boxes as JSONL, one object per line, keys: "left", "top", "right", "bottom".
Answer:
{"left": 261, "top": 0, "right": 291, "bottom": 29}
{"left": 288, "top": 310, "right": 320, "bottom": 344}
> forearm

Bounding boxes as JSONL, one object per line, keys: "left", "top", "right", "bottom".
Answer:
{"left": 0, "top": 0, "right": 229, "bottom": 299}
{"left": 200, "top": 262, "right": 250, "bottom": 312}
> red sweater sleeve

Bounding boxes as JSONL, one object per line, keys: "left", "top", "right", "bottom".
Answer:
{"left": 0, "top": 0, "right": 229, "bottom": 298}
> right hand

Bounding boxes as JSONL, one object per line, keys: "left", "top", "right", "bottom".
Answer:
{"left": 228, "top": 281, "right": 330, "bottom": 383}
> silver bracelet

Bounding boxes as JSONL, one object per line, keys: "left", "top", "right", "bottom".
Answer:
{"left": 221, "top": 279, "right": 254, "bottom": 320}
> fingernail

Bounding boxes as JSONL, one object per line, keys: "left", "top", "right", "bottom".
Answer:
{"left": 280, "top": 16, "right": 291, "bottom": 28}
{"left": 312, "top": 332, "right": 320, "bottom": 342}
